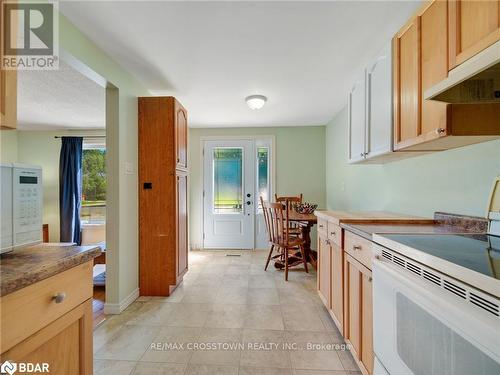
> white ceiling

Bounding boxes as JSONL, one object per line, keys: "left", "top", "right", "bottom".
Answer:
{"left": 17, "top": 60, "right": 105, "bottom": 130}
{"left": 59, "top": 1, "right": 421, "bottom": 128}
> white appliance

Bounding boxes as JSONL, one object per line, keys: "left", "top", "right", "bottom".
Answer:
{"left": 1, "top": 163, "right": 43, "bottom": 253}
{"left": 373, "top": 176, "right": 500, "bottom": 375}
{"left": 372, "top": 247, "right": 500, "bottom": 375}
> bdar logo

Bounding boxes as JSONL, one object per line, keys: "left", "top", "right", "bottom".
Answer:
{"left": 0, "top": 361, "right": 17, "bottom": 375}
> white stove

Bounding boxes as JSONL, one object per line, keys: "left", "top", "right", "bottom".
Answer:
{"left": 372, "top": 177, "right": 500, "bottom": 375}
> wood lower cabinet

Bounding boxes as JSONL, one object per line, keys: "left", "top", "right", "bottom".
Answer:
{"left": 449, "top": 0, "right": 500, "bottom": 69}
{"left": 0, "top": 261, "right": 94, "bottom": 375}
{"left": 176, "top": 171, "right": 188, "bottom": 281}
{"left": 317, "top": 234, "right": 331, "bottom": 308}
{"left": 330, "top": 241, "right": 344, "bottom": 332}
{"left": 139, "top": 96, "right": 189, "bottom": 296}
{"left": 394, "top": 0, "right": 500, "bottom": 151}
{"left": 344, "top": 253, "right": 373, "bottom": 375}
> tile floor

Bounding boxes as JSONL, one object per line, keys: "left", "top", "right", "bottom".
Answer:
{"left": 93, "top": 250, "right": 361, "bottom": 375}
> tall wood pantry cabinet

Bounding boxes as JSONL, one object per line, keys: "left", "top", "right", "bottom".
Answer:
{"left": 139, "top": 96, "right": 188, "bottom": 296}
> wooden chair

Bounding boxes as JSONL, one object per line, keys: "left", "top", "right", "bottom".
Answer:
{"left": 261, "top": 198, "right": 308, "bottom": 280}
{"left": 275, "top": 194, "right": 303, "bottom": 237}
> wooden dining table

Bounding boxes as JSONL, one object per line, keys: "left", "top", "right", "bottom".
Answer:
{"left": 274, "top": 210, "right": 318, "bottom": 270}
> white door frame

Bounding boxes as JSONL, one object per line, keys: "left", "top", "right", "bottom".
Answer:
{"left": 200, "top": 135, "right": 275, "bottom": 250}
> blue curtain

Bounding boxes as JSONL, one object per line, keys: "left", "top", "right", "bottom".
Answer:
{"left": 59, "top": 137, "right": 83, "bottom": 244}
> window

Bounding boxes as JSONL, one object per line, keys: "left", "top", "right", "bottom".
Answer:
{"left": 255, "top": 139, "right": 272, "bottom": 211}
{"left": 81, "top": 140, "right": 106, "bottom": 224}
{"left": 213, "top": 147, "right": 243, "bottom": 214}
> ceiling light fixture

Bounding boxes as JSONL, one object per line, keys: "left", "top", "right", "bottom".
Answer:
{"left": 245, "top": 95, "right": 267, "bottom": 110}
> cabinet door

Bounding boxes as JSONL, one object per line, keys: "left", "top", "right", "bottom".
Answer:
{"left": 330, "top": 242, "right": 344, "bottom": 333}
{"left": 176, "top": 172, "right": 188, "bottom": 280}
{"left": 348, "top": 73, "right": 366, "bottom": 163}
{"left": 394, "top": 19, "right": 420, "bottom": 149}
{"left": 0, "top": 69, "right": 17, "bottom": 129}
{"left": 421, "top": 0, "right": 449, "bottom": 137}
{"left": 175, "top": 102, "right": 188, "bottom": 170}
{"left": 317, "top": 234, "right": 331, "bottom": 308}
{"left": 449, "top": 0, "right": 500, "bottom": 69}
{"left": 366, "top": 42, "right": 392, "bottom": 158}
{"left": 344, "top": 254, "right": 373, "bottom": 375}
{"left": 1, "top": 300, "right": 93, "bottom": 375}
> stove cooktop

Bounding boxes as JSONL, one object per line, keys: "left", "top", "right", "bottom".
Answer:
{"left": 382, "top": 233, "right": 500, "bottom": 280}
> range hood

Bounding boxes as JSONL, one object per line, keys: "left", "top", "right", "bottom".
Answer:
{"left": 425, "top": 41, "right": 500, "bottom": 104}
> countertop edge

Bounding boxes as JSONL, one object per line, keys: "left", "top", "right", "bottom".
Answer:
{"left": 0, "top": 246, "right": 101, "bottom": 297}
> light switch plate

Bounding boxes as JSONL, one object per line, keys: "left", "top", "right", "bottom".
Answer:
{"left": 124, "top": 162, "right": 134, "bottom": 175}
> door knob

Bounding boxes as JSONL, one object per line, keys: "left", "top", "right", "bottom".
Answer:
{"left": 247, "top": 193, "right": 251, "bottom": 197}
{"left": 246, "top": 201, "right": 252, "bottom": 205}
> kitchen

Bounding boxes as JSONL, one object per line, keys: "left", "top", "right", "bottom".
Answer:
{"left": 1, "top": 1, "right": 500, "bottom": 375}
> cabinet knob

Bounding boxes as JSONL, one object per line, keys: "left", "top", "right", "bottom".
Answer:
{"left": 330, "top": 232, "right": 336, "bottom": 236}
{"left": 319, "top": 224, "right": 324, "bottom": 228}
{"left": 53, "top": 292, "right": 66, "bottom": 304}
{"left": 368, "top": 277, "right": 372, "bottom": 282}
{"left": 436, "top": 128, "right": 446, "bottom": 134}
{"left": 353, "top": 245, "right": 362, "bottom": 251}
{"left": 360, "top": 153, "right": 364, "bottom": 157}
{"left": 177, "top": 158, "right": 180, "bottom": 162}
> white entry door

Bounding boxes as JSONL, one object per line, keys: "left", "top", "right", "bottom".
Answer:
{"left": 203, "top": 140, "right": 255, "bottom": 249}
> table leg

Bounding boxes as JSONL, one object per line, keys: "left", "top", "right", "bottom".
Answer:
{"left": 301, "top": 225, "right": 317, "bottom": 270}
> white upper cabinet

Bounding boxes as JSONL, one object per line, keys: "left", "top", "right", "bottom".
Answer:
{"left": 366, "top": 42, "right": 392, "bottom": 158}
{"left": 348, "top": 41, "right": 393, "bottom": 164}
{"left": 348, "top": 71, "right": 366, "bottom": 164}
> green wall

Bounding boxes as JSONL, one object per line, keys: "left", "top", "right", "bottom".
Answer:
{"left": 326, "top": 106, "right": 500, "bottom": 217}
{"left": 189, "top": 126, "right": 326, "bottom": 249}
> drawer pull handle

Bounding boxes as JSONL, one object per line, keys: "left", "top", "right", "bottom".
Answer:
{"left": 319, "top": 225, "right": 324, "bottom": 228}
{"left": 353, "top": 245, "right": 362, "bottom": 251}
{"left": 53, "top": 292, "right": 66, "bottom": 304}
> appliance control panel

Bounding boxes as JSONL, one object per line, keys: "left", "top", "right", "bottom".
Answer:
{"left": 12, "top": 166, "right": 43, "bottom": 247}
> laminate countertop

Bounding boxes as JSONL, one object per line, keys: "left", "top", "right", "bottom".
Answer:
{"left": 314, "top": 210, "right": 433, "bottom": 226}
{"left": 340, "top": 213, "right": 488, "bottom": 241}
{"left": 0, "top": 243, "right": 101, "bottom": 296}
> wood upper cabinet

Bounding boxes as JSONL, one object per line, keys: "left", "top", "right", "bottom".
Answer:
{"left": 176, "top": 171, "right": 188, "bottom": 281}
{"left": 449, "top": 0, "right": 500, "bottom": 69}
{"left": 175, "top": 101, "right": 188, "bottom": 170}
{"left": 317, "top": 233, "right": 331, "bottom": 308}
{"left": 0, "top": 0, "right": 17, "bottom": 130}
{"left": 394, "top": 0, "right": 500, "bottom": 151}
{"left": 0, "top": 69, "right": 17, "bottom": 129}
{"left": 344, "top": 253, "right": 373, "bottom": 375}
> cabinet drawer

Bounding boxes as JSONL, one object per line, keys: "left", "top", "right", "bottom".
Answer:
{"left": 317, "top": 218, "right": 328, "bottom": 236}
{"left": 1, "top": 261, "right": 93, "bottom": 352}
{"left": 327, "top": 223, "right": 342, "bottom": 247}
{"left": 344, "top": 231, "right": 373, "bottom": 270}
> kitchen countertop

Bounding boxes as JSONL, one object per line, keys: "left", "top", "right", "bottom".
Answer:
{"left": 340, "top": 212, "right": 488, "bottom": 240}
{"left": 340, "top": 222, "right": 485, "bottom": 241}
{"left": 314, "top": 210, "right": 433, "bottom": 226}
{"left": 0, "top": 243, "right": 101, "bottom": 296}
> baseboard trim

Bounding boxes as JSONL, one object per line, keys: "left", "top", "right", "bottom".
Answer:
{"left": 103, "top": 288, "right": 139, "bottom": 315}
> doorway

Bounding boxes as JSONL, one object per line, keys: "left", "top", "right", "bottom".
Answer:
{"left": 203, "top": 138, "right": 273, "bottom": 249}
